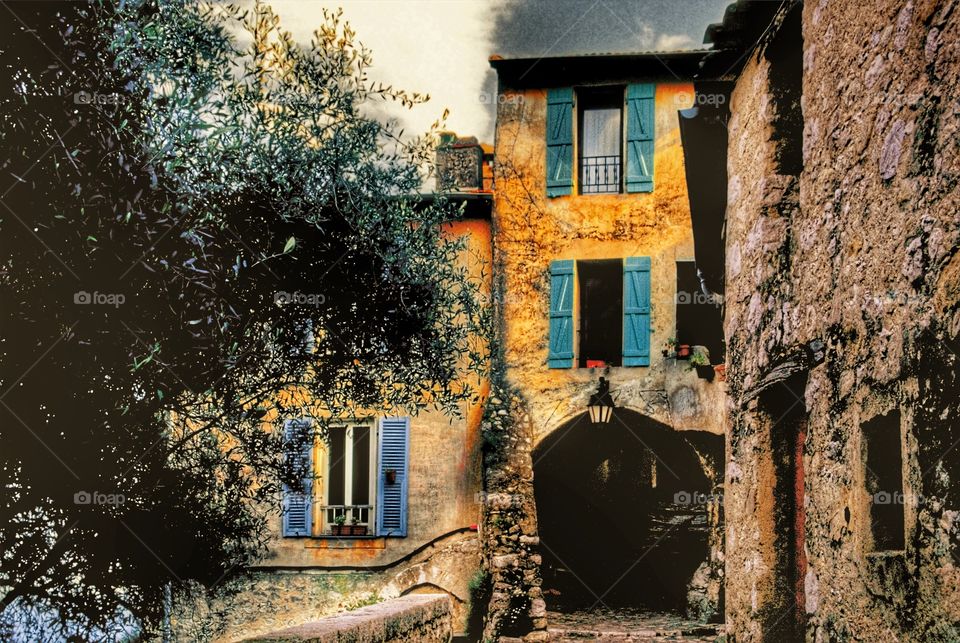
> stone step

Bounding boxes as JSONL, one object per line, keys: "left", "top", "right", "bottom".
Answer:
{"left": 547, "top": 624, "right": 724, "bottom": 641}
{"left": 502, "top": 626, "right": 724, "bottom": 643}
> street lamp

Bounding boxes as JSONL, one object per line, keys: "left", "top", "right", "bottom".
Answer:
{"left": 587, "top": 377, "right": 615, "bottom": 424}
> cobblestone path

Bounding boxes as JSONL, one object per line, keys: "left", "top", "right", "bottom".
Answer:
{"left": 545, "top": 609, "right": 725, "bottom": 642}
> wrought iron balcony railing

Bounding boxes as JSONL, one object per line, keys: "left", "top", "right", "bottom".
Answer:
{"left": 580, "top": 155, "right": 621, "bottom": 194}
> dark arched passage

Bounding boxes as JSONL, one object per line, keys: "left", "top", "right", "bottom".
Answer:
{"left": 533, "top": 408, "right": 721, "bottom": 613}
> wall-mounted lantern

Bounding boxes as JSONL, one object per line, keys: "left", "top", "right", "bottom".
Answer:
{"left": 587, "top": 377, "right": 615, "bottom": 425}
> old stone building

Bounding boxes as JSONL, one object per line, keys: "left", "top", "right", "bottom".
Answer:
{"left": 482, "top": 50, "right": 730, "bottom": 639}
{"left": 680, "top": 0, "right": 958, "bottom": 640}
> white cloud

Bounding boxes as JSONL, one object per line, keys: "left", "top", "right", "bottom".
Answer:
{"left": 654, "top": 32, "right": 695, "bottom": 50}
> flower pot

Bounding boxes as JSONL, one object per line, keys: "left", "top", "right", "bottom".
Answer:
{"left": 714, "top": 364, "right": 726, "bottom": 382}
{"left": 695, "top": 364, "right": 715, "bottom": 382}
{"left": 331, "top": 524, "right": 349, "bottom": 536}
{"left": 385, "top": 469, "right": 397, "bottom": 485}
{"left": 349, "top": 525, "right": 368, "bottom": 536}
{"left": 677, "top": 344, "right": 691, "bottom": 359}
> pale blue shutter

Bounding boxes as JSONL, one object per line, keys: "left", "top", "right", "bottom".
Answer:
{"left": 625, "top": 84, "right": 655, "bottom": 193}
{"left": 623, "top": 257, "right": 652, "bottom": 366}
{"left": 546, "top": 88, "right": 574, "bottom": 197}
{"left": 548, "top": 260, "right": 575, "bottom": 368}
{"left": 377, "top": 417, "right": 410, "bottom": 537}
{"left": 282, "top": 419, "right": 313, "bottom": 537}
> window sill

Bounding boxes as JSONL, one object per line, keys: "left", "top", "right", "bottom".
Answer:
{"left": 305, "top": 536, "right": 387, "bottom": 549}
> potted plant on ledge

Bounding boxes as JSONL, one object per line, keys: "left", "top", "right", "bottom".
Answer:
{"left": 332, "top": 513, "right": 349, "bottom": 537}
{"left": 690, "top": 347, "right": 714, "bottom": 382}
{"left": 664, "top": 337, "right": 692, "bottom": 359}
{"left": 349, "top": 518, "right": 368, "bottom": 536}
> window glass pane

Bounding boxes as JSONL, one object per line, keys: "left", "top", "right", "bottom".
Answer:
{"left": 582, "top": 108, "right": 620, "bottom": 158}
{"left": 352, "top": 426, "right": 370, "bottom": 505}
{"left": 327, "top": 426, "right": 346, "bottom": 505}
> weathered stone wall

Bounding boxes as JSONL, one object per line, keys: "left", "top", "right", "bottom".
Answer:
{"left": 723, "top": 43, "right": 797, "bottom": 642}
{"left": 724, "top": 1, "right": 960, "bottom": 640}
{"left": 480, "top": 391, "right": 546, "bottom": 641}
{"left": 168, "top": 531, "right": 480, "bottom": 641}
{"left": 243, "top": 593, "right": 453, "bottom": 643}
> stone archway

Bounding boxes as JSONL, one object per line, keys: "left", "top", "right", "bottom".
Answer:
{"left": 532, "top": 408, "right": 723, "bottom": 615}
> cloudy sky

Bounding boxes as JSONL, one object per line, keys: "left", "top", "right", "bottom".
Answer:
{"left": 263, "top": 0, "right": 732, "bottom": 141}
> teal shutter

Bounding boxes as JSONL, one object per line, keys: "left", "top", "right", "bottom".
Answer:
{"left": 623, "top": 257, "right": 651, "bottom": 366}
{"left": 377, "top": 417, "right": 410, "bottom": 537}
{"left": 625, "top": 84, "right": 655, "bottom": 193}
{"left": 546, "top": 88, "right": 574, "bottom": 197}
{"left": 282, "top": 419, "right": 313, "bottom": 537}
{"left": 548, "top": 259, "right": 575, "bottom": 368}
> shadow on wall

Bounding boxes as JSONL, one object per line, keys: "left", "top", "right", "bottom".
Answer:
{"left": 532, "top": 409, "right": 722, "bottom": 613}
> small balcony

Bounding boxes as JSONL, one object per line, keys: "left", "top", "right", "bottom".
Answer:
{"left": 580, "top": 155, "right": 621, "bottom": 194}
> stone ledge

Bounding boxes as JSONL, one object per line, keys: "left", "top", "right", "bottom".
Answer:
{"left": 304, "top": 537, "right": 387, "bottom": 549}
{"left": 242, "top": 594, "right": 452, "bottom": 642}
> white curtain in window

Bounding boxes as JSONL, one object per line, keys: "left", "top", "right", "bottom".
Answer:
{"left": 582, "top": 108, "right": 620, "bottom": 158}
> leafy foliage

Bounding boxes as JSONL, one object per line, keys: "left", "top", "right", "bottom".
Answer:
{"left": 0, "top": 0, "right": 485, "bottom": 637}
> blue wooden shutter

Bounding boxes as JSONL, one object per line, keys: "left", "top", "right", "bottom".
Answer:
{"left": 623, "top": 257, "right": 652, "bottom": 366}
{"left": 625, "top": 84, "right": 655, "bottom": 193}
{"left": 546, "top": 88, "right": 574, "bottom": 197}
{"left": 282, "top": 419, "right": 313, "bottom": 537}
{"left": 377, "top": 417, "right": 410, "bottom": 537}
{"left": 548, "top": 259, "right": 575, "bottom": 368}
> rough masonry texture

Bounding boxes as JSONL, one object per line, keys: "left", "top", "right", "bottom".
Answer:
{"left": 169, "top": 532, "right": 479, "bottom": 641}
{"left": 722, "top": 0, "right": 959, "bottom": 640}
{"left": 242, "top": 594, "right": 453, "bottom": 642}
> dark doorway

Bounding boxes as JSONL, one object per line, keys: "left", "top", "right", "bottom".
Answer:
{"left": 676, "top": 261, "right": 725, "bottom": 362}
{"left": 578, "top": 259, "right": 623, "bottom": 367}
{"left": 757, "top": 372, "right": 808, "bottom": 641}
{"left": 533, "top": 409, "right": 721, "bottom": 612}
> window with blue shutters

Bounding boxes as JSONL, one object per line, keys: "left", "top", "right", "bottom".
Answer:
{"left": 548, "top": 260, "right": 575, "bottom": 368}
{"left": 377, "top": 417, "right": 410, "bottom": 537}
{"left": 282, "top": 419, "right": 313, "bottom": 537}
{"left": 625, "top": 84, "right": 655, "bottom": 193}
{"left": 578, "top": 86, "right": 624, "bottom": 194}
{"left": 321, "top": 423, "right": 375, "bottom": 536}
{"left": 546, "top": 88, "right": 574, "bottom": 197}
{"left": 623, "top": 257, "right": 652, "bottom": 366}
{"left": 547, "top": 257, "right": 653, "bottom": 369}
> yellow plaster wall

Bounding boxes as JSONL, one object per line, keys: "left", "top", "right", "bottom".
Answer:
{"left": 493, "top": 82, "right": 726, "bottom": 443}
{"left": 256, "top": 217, "right": 491, "bottom": 569}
